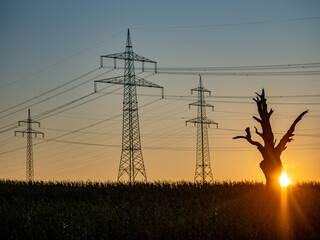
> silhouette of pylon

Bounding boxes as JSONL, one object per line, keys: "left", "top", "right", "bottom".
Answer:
{"left": 186, "top": 75, "right": 218, "bottom": 183}
{"left": 15, "top": 109, "right": 44, "bottom": 181}
{"left": 95, "top": 29, "right": 163, "bottom": 183}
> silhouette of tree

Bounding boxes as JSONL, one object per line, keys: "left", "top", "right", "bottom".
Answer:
{"left": 233, "top": 89, "right": 308, "bottom": 188}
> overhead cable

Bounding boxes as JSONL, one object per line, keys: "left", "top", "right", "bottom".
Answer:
{"left": 0, "top": 30, "right": 124, "bottom": 90}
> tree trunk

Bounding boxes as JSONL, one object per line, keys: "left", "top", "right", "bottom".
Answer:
{"left": 260, "top": 159, "right": 282, "bottom": 189}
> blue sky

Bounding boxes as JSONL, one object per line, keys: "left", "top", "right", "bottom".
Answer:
{"left": 0, "top": 0, "right": 319, "bottom": 182}
{"left": 1, "top": 1, "right": 319, "bottom": 72}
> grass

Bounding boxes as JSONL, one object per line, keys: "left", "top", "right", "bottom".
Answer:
{"left": 0, "top": 180, "right": 319, "bottom": 239}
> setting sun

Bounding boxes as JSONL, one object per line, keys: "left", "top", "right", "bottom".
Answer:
{"left": 279, "top": 173, "right": 291, "bottom": 187}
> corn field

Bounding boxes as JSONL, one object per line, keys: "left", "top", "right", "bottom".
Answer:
{"left": 0, "top": 180, "right": 319, "bottom": 239}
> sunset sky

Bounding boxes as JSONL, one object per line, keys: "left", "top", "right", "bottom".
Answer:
{"left": 0, "top": 0, "right": 319, "bottom": 182}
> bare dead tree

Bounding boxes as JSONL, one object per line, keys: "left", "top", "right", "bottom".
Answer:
{"left": 233, "top": 89, "right": 308, "bottom": 188}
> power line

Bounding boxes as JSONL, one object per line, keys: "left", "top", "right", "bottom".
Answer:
{"left": 31, "top": 74, "right": 161, "bottom": 137}
{"left": 33, "top": 138, "right": 320, "bottom": 151}
{"left": 103, "top": 64, "right": 320, "bottom": 76}
{"left": 2, "top": 62, "right": 316, "bottom": 129}
{"left": 0, "top": 70, "right": 153, "bottom": 131}
{"left": 42, "top": 138, "right": 118, "bottom": 148}
{"left": 43, "top": 153, "right": 119, "bottom": 177}
{"left": 37, "top": 98, "right": 161, "bottom": 145}
{"left": 0, "top": 69, "right": 113, "bottom": 122}
{"left": 104, "top": 62, "right": 320, "bottom": 71}
{"left": 0, "top": 68, "right": 100, "bottom": 115}
{"left": 1, "top": 91, "right": 317, "bottom": 136}
{"left": 0, "top": 86, "right": 114, "bottom": 134}
{"left": 162, "top": 97, "right": 320, "bottom": 105}
{"left": 0, "top": 98, "right": 162, "bottom": 156}
{"left": 156, "top": 70, "right": 320, "bottom": 77}
{"left": 37, "top": 86, "right": 121, "bottom": 120}
{"left": 133, "top": 16, "right": 320, "bottom": 30}
{"left": 39, "top": 100, "right": 190, "bottom": 146}
{"left": 37, "top": 93, "right": 96, "bottom": 119}
{"left": 1, "top": 106, "right": 318, "bottom": 174}
{"left": 157, "top": 63, "right": 320, "bottom": 71}
{"left": 98, "top": 91, "right": 320, "bottom": 100}
{"left": 33, "top": 99, "right": 320, "bottom": 118}
{"left": 0, "top": 92, "right": 95, "bottom": 134}
{"left": 0, "top": 30, "right": 124, "bottom": 90}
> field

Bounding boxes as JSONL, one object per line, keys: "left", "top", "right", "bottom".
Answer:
{"left": 0, "top": 180, "right": 319, "bottom": 240}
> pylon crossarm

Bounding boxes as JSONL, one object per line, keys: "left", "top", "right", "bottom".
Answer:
{"left": 189, "top": 102, "right": 198, "bottom": 109}
{"left": 134, "top": 76, "right": 162, "bottom": 89}
{"left": 134, "top": 76, "right": 164, "bottom": 99}
{"left": 101, "top": 52, "right": 156, "bottom": 63}
{"left": 191, "top": 87, "right": 211, "bottom": 94}
{"left": 95, "top": 75, "right": 162, "bottom": 89}
{"left": 32, "top": 131, "right": 45, "bottom": 138}
{"left": 101, "top": 52, "right": 125, "bottom": 59}
{"left": 18, "top": 120, "right": 41, "bottom": 126}
{"left": 186, "top": 118, "right": 218, "bottom": 126}
{"left": 207, "top": 120, "right": 218, "bottom": 128}
{"left": 131, "top": 52, "right": 156, "bottom": 63}
{"left": 14, "top": 130, "right": 44, "bottom": 137}
{"left": 189, "top": 102, "right": 214, "bottom": 110}
{"left": 14, "top": 130, "right": 24, "bottom": 136}
{"left": 185, "top": 118, "right": 198, "bottom": 126}
{"left": 95, "top": 76, "right": 126, "bottom": 87}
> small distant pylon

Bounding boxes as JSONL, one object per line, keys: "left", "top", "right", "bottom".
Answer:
{"left": 15, "top": 109, "right": 44, "bottom": 181}
{"left": 186, "top": 75, "right": 218, "bottom": 183}
{"left": 95, "top": 29, "right": 163, "bottom": 183}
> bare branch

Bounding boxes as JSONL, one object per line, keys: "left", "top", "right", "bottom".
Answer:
{"left": 273, "top": 138, "right": 277, "bottom": 147}
{"left": 253, "top": 116, "right": 262, "bottom": 124}
{"left": 233, "top": 127, "right": 264, "bottom": 151}
{"left": 254, "top": 126, "right": 263, "bottom": 139}
{"left": 253, "top": 89, "right": 274, "bottom": 146}
{"left": 268, "top": 108, "right": 274, "bottom": 117}
{"left": 276, "top": 110, "right": 308, "bottom": 154}
{"left": 233, "top": 136, "right": 247, "bottom": 140}
{"left": 245, "top": 127, "right": 251, "bottom": 137}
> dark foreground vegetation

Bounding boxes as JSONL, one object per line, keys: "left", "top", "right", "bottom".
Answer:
{"left": 0, "top": 180, "right": 319, "bottom": 240}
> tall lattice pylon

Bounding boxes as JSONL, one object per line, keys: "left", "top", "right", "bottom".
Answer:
{"left": 186, "top": 75, "right": 218, "bottom": 183}
{"left": 15, "top": 109, "right": 44, "bottom": 181}
{"left": 95, "top": 29, "right": 163, "bottom": 183}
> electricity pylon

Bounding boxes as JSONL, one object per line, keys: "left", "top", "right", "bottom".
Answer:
{"left": 186, "top": 75, "right": 218, "bottom": 183}
{"left": 15, "top": 109, "right": 44, "bottom": 181}
{"left": 95, "top": 29, "right": 163, "bottom": 183}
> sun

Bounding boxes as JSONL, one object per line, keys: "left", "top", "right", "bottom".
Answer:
{"left": 279, "top": 173, "right": 291, "bottom": 187}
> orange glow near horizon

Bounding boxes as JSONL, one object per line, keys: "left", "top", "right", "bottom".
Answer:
{"left": 0, "top": 2, "right": 319, "bottom": 183}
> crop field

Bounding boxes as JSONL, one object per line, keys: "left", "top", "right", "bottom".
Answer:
{"left": 0, "top": 180, "right": 319, "bottom": 239}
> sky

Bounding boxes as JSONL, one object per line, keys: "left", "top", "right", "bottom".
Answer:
{"left": 0, "top": 0, "right": 319, "bottom": 182}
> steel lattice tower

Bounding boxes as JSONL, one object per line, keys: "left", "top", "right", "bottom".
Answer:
{"left": 95, "top": 29, "right": 163, "bottom": 183}
{"left": 186, "top": 75, "right": 218, "bottom": 183}
{"left": 15, "top": 109, "right": 44, "bottom": 181}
